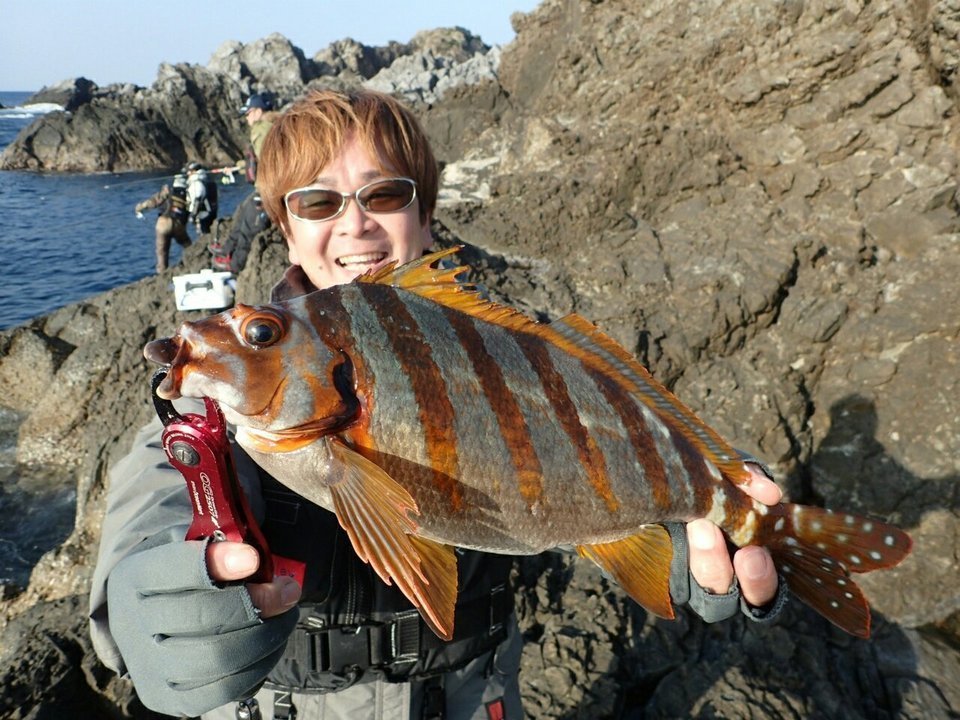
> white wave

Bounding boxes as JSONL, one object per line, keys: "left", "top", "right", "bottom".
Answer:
{"left": 0, "top": 103, "right": 63, "bottom": 119}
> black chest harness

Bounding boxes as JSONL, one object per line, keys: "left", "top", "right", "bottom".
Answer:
{"left": 258, "top": 474, "right": 515, "bottom": 694}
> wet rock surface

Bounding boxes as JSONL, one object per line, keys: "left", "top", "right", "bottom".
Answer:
{"left": 2, "top": 1, "right": 959, "bottom": 717}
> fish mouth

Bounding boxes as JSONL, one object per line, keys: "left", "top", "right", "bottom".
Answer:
{"left": 143, "top": 336, "right": 183, "bottom": 398}
{"left": 144, "top": 336, "right": 179, "bottom": 365}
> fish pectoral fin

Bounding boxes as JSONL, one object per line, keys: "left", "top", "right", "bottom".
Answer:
{"left": 326, "top": 437, "right": 457, "bottom": 640}
{"left": 577, "top": 525, "right": 675, "bottom": 619}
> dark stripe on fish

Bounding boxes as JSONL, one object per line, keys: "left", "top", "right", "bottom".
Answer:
{"left": 514, "top": 333, "right": 620, "bottom": 513}
{"left": 443, "top": 307, "right": 544, "bottom": 511}
{"left": 551, "top": 317, "right": 735, "bottom": 462}
{"left": 362, "top": 284, "right": 464, "bottom": 512}
{"left": 589, "top": 367, "right": 673, "bottom": 512}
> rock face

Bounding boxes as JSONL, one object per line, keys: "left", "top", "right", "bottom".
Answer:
{"left": 0, "top": 27, "right": 491, "bottom": 173}
{"left": 2, "top": 1, "right": 960, "bottom": 718}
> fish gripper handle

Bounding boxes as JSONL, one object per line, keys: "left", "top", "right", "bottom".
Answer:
{"left": 151, "top": 369, "right": 274, "bottom": 583}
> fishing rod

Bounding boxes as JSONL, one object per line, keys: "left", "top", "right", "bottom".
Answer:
{"left": 101, "top": 164, "right": 244, "bottom": 190}
{"left": 102, "top": 175, "right": 177, "bottom": 190}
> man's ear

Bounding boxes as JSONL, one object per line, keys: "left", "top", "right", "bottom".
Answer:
{"left": 420, "top": 213, "right": 434, "bottom": 251}
{"left": 282, "top": 226, "right": 301, "bottom": 266}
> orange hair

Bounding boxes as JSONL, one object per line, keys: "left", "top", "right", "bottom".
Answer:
{"left": 257, "top": 89, "right": 438, "bottom": 227}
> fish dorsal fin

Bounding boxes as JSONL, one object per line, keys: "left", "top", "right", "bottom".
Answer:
{"left": 326, "top": 437, "right": 458, "bottom": 640}
{"left": 360, "top": 246, "right": 465, "bottom": 289}
{"left": 550, "top": 314, "right": 748, "bottom": 481}
{"left": 361, "top": 246, "right": 553, "bottom": 336}
{"left": 577, "top": 525, "right": 675, "bottom": 619}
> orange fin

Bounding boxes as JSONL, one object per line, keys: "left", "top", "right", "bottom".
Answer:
{"left": 326, "top": 437, "right": 457, "bottom": 640}
{"left": 577, "top": 525, "right": 675, "bottom": 619}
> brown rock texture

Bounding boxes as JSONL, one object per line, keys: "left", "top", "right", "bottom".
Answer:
{"left": 1, "top": 1, "right": 958, "bottom": 717}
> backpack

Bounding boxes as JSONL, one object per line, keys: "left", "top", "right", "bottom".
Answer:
{"left": 187, "top": 171, "right": 217, "bottom": 232}
{"left": 165, "top": 175, "right": 189, "bottom": 223}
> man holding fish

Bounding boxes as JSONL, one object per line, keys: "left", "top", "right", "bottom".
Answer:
{"left": 90, "top": 89, "right": 792, "bottom": 720}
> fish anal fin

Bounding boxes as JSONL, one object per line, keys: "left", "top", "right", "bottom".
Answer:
{"left": 577, "top": 525, "right": 675, "bottom": 619}
{"left": 408, "top": 535, "right": 458, "bottom": 641}
{"left": 326, "top": 437, "right": 458, "bottom": 640}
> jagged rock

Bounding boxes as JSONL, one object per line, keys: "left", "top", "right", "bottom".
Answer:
{"left": 25, "top": 77, "right": 98, "bottom": 111}
{"left": 312, "top": 38, "right": 407, "bottom": 81}
{"left": 364, "top": 27, "right": 494, "bottom": 105}
{"left": 0, "top": 64, "right": 247, "bottom": 172}
{"left": 0, "top": 30, "right": 496, "bottom": 172}
{"left": 232, "top": 32, "right": 319, "bottom": 97}
{"left": 2, "top": 1, "right": 960, "bottom": 718}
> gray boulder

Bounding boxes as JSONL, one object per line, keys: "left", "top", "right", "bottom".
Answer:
{"left": 25, "top": 77, "right": 97, "bottom": 111}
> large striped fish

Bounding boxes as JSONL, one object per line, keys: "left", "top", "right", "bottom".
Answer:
{"left": 146, "top": 247, "right": 911, "bottom": 640}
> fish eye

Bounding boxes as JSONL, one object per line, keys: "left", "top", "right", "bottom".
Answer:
{"left": 240, "top": 311, "right": 285, "bottom": 348}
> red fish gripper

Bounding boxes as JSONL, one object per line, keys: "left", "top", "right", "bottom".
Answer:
{"left": 151, "top": 368, "right": 275, "bottom": 583}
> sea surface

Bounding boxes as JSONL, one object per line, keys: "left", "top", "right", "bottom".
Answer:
{"left": 0, "top": 90, "right": 250, "bottom": 330}
{"left": 0, "top": 90, "right": 249, "bottom": 587}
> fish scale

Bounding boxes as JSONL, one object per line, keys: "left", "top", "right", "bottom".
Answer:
{"left": 145, "top": 247, "right": 913, "bottom": 641}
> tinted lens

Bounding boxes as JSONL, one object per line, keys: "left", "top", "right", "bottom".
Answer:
{"left": 357, "top": 179, "right": 416, "bottom": 213}
{"left": 286, "top": 188, "right": 344, "bottom": 221}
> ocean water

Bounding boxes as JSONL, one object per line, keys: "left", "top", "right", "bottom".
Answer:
{"left": 0, "top": 90, "right": 249, "bottom": 587}
{"left": 0, "top": 90, "right": 250, "bottom": 330}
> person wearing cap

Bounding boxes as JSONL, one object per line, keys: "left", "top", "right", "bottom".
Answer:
{"left": 209, "top": 93, "right": 279, "bottom": 273}
{"left": 239, "top": 93, "right": 277, "bottom": 167}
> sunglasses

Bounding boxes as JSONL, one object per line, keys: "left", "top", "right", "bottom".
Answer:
{"left": 284, "top": 177, "right": 417, "bottom": 223}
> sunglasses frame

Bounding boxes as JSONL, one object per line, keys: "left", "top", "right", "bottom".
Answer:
{"left": 283, "top": 177, "right": 418, "bottom": 223}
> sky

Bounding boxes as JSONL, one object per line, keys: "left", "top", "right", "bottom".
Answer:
{"left": 0, "top": 0, "right": 543, "bottom": 91}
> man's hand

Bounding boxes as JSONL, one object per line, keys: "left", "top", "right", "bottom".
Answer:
{"left": 687, "top": 465, "right": 781, "bottom": 607}
{"left": 206, "top": 541, "right": 301, "bottom": 617}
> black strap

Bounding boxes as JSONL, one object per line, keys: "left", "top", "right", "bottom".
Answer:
{"left": 288, "top": 584, "right": 512, "bottom": 676}
{"left": 422, "top": 675, "right": 445, "bottom": 720}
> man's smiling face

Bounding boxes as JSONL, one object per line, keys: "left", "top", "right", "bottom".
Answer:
{"left": 280, "top": 134, "right": 433, "bottom": 291}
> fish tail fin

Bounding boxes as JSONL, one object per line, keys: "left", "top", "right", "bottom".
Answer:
{"left": 750, "top": 503, "right": 912, "bottom": 638}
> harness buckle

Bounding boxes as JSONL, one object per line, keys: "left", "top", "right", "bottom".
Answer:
{"left": 390, "top": 610, "right": 421, "bottom": 664}
{"left": 317, "top": 626, "right": 371, "bottom": 674}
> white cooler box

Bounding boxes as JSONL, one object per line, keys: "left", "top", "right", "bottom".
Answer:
{"left": 172, "top": 269, "right": 235, "bottom": 311}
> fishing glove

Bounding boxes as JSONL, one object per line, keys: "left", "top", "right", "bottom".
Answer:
{"left": 107, "top": 526, "right": 298, "bottom": 717}
{"left": 667, "top": 455, "right": 789, "bottom": 624}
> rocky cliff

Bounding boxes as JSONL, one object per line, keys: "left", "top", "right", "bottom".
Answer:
{"left": 2, "top": 1, "right": 959, "bottom": 718}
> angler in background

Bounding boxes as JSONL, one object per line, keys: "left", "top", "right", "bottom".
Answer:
{"left": 185, "top": 161, "right": 219, "bottom": 235}
{"left": 134, "top": 172, "right": 193, "bottom": 273}
{"left": 92, "top": 89, "right": 786, "bottom": 720}
{"left": 209, "top": 93, "right": 276, "bottom": 274}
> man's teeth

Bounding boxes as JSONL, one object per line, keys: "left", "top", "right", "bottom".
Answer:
{"left": 337, "top": 253, "right": 387, "bottom": 267}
